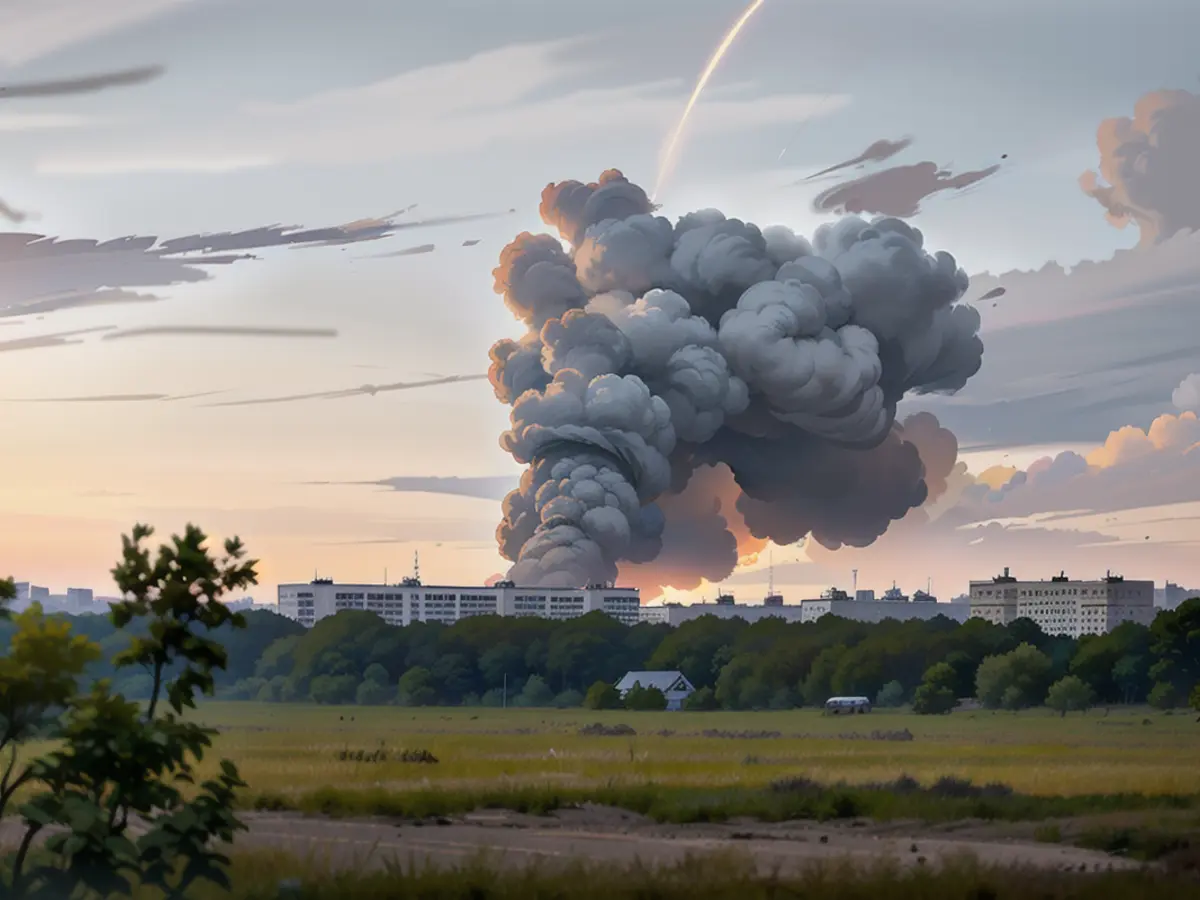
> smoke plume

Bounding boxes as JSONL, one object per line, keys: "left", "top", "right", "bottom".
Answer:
{"left": 1080, "top": 88, "right": 1200, "bottom": 246}
{"left": 488, "top": 169, "right": 984, "bottom": 591}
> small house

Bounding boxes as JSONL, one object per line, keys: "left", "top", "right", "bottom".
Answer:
{"left": 615, "top": 670, "right": 695, "bottom": 711}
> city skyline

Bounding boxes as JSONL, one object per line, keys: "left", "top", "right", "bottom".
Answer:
{"left": 4, "top": 1, "right": 1200, "bottom": 603}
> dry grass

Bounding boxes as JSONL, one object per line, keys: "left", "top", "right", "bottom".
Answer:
{"left": 187, "top": 703, "right": 1200, "bottom": 801}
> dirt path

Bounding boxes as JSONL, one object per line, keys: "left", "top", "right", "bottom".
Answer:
{"left": 231, "top": 809, "right": 1140, "bottom": 874}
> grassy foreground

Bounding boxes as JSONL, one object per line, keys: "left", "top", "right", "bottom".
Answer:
{"left": 190, "top": 702, "right": 1200, "bottom": 800}
{"left": 137, "top": 852, "right": 1198, "bottom": 900}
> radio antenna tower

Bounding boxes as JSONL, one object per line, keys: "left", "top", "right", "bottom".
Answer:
{"left": 852, "top": 568, "right": 858, "bottom": 595}
{"left": 413, "top": 550, "right": 420, "bottom": 584}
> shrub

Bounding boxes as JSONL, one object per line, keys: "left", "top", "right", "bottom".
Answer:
{"left": 583, "top": 681, "right": 622, "bottom": 710}
{"left": 684, "top": 686, "right": 720, "bottom": 711}
{"left": 875, "top": 680, "right": 905, "bottom": 708}
{"left": 1046, "top": 675, "right": 1095, "bottom": 716}
{"left": 624, "top": 683, "right": 668, "bottom": 711}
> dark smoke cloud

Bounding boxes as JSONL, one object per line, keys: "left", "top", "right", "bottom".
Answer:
{"left": 803, "top": 137, "right": 913, "bottom": 181}
{"left": 0, "top": 208, "right": 512, "bottom": 321}
{"left": 1079, "top": 88, "right": 1200, "bottom": 246}
{"left": 812, "top": 161, "right": 1001, "bottom": 218}
{"left": 0, "top": 65, "right": 163, "bottom": 99}
{"left": 102, "top": 325, "right": 337, "bottom": 342}
{"left": 488, "top": 170, "right": 984, "bottom": 589}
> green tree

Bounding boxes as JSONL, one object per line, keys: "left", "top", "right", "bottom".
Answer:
{"left": 1148, "top": 681, "right": 1179, "bottom": 710}
{"left": 356, "top": 680, "right": 392, "bottom": 706}
{"left": 309, "top": 674, "right": 357, "bottom": 704}
{"left": 683, "top": 686, "right": 719, "bottom": 711}
{"left": 1046, "top": 675, "right": 1095, "bottom": 716}
{"left": 515, "top": 674, "right": 555, "bottom": 708}
{"left": 553, "top": 689, "right": 584, "bottom": 708}
{"left": 975, "top": 643, "right": 1053, "bottom": 710}
{"left": 362, "top": 662, "right": 390, "bottom": 686}
{"left": 1148, "top": 599, "right": 1200, "bottom": 699}
{"left": 1190, "top": 683, "right": 1200, "bottom": 713}
{"left": 623, "top": 683, "right": 668, "bottom": 711}
{"left": 396, "top": 667, "right": 438, "bottom": 707}
{"left": 875, "top": 680, "right": 905, "bottom": 708}
{"left": 583, "top": 680, "right": 622, "bottom": 710}
{"left": 911, "top": 663, "right": 957, "bottom": 715}
{"left": 3, "top": 523, "right": 256, "bottom": 899}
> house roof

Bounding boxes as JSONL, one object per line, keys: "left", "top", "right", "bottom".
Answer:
{"left": 615, "top": 670, "right": 694, "bottom": 693}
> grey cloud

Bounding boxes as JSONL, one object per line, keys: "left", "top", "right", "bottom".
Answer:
{"left": 373, "top": 476, "right": 517, "bottom": 501}
{"left": 0, "top": 325, "right": 113, "bottom": 353}
{"left": 1080, "top": 88, "right": 1200, "bottom": 246}
{"left": 0, "top": 65, "right": 163, "bottom": 99}
{"left": 0, "top": 207, "right": 512, "bottom": 321}
{"left": 0, "top": 198, "right": 29, "bottom": 225}
{"left": 803, "top": 137, "right": 913, "bottom": 181}
{"left": 203, "top": 373, "right": 487, "bottom": 407}
{"left": 978, "top": 286, "right": 1005, "bottom": 302}
{"left": 2, "top": 390, "right": 228, "bottom": 403}
{"left": 102, "top": 325, "right": 337, "bottom": 342}
{"left": 811, "top": 161, "right": 1001, "bottom": 218}
{"left": 462, "top": 239, "right": 482, "bottom": 247}
{"left": 364, "top": 243, "right": 435, "bottom": 258}
{"left": 488, "top": 171, "right": 984, "bottom": 588}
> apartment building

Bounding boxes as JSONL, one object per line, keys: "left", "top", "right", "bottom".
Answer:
{"left": 968, "top": 568, "right": 1155, "bottom": 637}
{"left": 277, "top": 578, "right": 641, "bottom": 628}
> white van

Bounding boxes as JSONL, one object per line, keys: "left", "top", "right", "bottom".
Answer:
{"left": 823, "top": 696, "right": 871, "bottom": 715}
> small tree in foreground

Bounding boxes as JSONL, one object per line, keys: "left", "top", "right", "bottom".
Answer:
{"left": 1046, "top": 675, "right": 1095, "bottom": 717}
{"left": 875, "top": 680, "right": 905, "bottom": 709}
{"left": 1, "top": 523, "right": 257, "bottom": 899}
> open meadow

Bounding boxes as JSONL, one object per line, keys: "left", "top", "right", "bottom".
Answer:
{"left": 195, "top": 702, "right": 1200, "bottom": 803}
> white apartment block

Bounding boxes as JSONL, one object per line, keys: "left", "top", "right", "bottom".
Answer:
{"left": 652, "top": 592, "right": 970, "bottom": 627}
{"left": 968, "top": 568, "right": 1155, "bottom": 637}
{"left": 277, "top": 578, "right": 641, "bottom": 628}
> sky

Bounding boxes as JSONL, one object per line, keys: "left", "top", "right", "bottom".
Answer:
{"left": 3, "top": 0, "right": 1200, "bottom": 604}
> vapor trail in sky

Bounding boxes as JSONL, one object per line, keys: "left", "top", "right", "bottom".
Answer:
{"left": 652, "top": 0, "right": 767, "bottom": 201}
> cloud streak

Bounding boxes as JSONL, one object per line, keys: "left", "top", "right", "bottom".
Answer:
{"left": 0, "top": 207, "right": 513, "bottom": 322}
{"left": 0, "top": 65, "right": 163, "bottom": 99}
{"left": 102, "top": 325, "right": 338, "bottom": 342}
{"left": 0, "top": 326, "right": 113, "bottom": 353}
{"left": 202, "top": 373, "right": 488, "bottom": 408}
{"left": 803, "top": 137, "right": 912, "bottom": 181}
{"left": 811, "top": 161, "right": 1001, "bottom": 218}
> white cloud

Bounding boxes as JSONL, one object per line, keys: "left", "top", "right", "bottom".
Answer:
{"left": 0, "top": 0, "right": 193, "bottom": 68}
{"left": 35, "top": 39, "right": 851, "bottom": 175}
{"left": 1173, "top": 373, "right": 1200, "bottom": 413}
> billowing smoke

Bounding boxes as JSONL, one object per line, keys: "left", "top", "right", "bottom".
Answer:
{"left": 489, "top": 169, "right": 983, "bottom": 589}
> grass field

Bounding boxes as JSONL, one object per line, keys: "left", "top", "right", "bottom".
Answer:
{"left": 191, "top": 703, "right": 1200, "bottom": 804}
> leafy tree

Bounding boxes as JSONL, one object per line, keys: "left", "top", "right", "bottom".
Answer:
{"left": 975, "top": 643, "right": 1053, "bottom": 710}
{"left": 623, "top": 683, "right": 668, "bottom": 711}
{"left": 875, "top": 680, "right": 905, "bottom": 708}
{"left": 362, "top": 662, "right": 390, "bottom": 686}
{"left": 553, "top": 689, "right": 584, "bottom": 708}
{"left": 912, "top": 663, "right": 957, "bottom": 715}
{"left": 1046, "top": 675, "right": 1095, "bottom": 716}
{"left": 1113, "top": 654, "right": 1151, "bottom": 705}
{"left": 801, "top": 643, "right": 848, "bottom": 706}
{"left": 1148, "top": 599, "right": 1200, "bottom": 699}
{"left": 1148, "top": 681, "right": 1180, "bottom": 710}
{"left": 683, "top": 686, "right": 719, "bottom": 711}
{"left": 2, "top": 523, "right": 256, "bottom": 899}
{"left": 583, "top": 680, "right": 622, "bottom": 710}
{"left": 515, "top": 674, "right": 555, "bottom": 708}
{"left": 1190, "top": 683, "right": 1200, "bottom": 713}
{"left": 356, "top": 679, "right": 392, "bottom": 706}
{"left": 310, "top": 674, "right": 358, "bottom": 705}
{"left": 479, "top": 641, "right": 526, "bottom": 688}
{"left": 396, "top": 666, "right": 438, "bottom": 707}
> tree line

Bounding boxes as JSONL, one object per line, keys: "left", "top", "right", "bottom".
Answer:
{"left": 6, "top": 592, "right": 1197, "bottom": 714}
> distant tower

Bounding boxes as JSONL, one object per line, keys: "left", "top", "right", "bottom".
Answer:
{"left": 768, "top": 549, "right": 774, "bottom": 596}
{"left": 852, "top": 569, "right": 858, "bottom": 594}
{"left": 413, "top": 550, "right": 420, "bottom": 584}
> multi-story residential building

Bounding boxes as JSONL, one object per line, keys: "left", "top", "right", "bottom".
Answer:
{"left": 277, "top": 578, "right": 641, "bottom": 628}
{"left": 968, "top": 568, "right": 1155, "bottom": 637}
{"left": 651, "top": 591, "right": 970, "bottom": 628}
